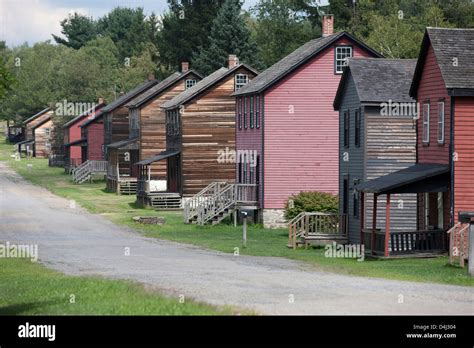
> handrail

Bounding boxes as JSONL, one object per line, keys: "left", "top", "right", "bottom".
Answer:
{"left": 196, "top": 184, "right": 235, "bottom": 225}
{"left": 447, "top": 222, "right": 469, "bottom": 267}
{"left": 183, "top": 182, "right": 229, "bottom": 223}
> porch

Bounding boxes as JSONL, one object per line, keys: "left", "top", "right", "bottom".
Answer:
{"left": 106, "top": 138, "right": 139, "bottom": 194}
{"left": 357, "top": 164, "right": 450, "bottom": 258}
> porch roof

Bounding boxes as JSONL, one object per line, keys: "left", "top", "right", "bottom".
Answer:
{"left": 135, "top": 150, "right": 180, "bottom": 165}
{"left": 64, "top": 138, "right": 86, "bottom": 147}
{"left": 107, "top": 137, "right": 139, "bottom": 150}
{"left": 356, "top": 163, "right": 449, "bottom": 194}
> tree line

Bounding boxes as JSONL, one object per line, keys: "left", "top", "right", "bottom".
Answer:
{"left": 0, "top": 0, "right": 472, "bottom": 124}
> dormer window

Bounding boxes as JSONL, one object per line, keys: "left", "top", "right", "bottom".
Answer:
{"left": 235, "top": 74, "right": 249, "bottom": 90}
{"left": 335, "top": 46, "right": 352, "bottom": 74}
{"left": 185, "top": 79, "right": 197, "bottom": 89}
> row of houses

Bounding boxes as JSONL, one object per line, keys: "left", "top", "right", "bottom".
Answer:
{"left": 15, "top": 16, "right": 473, "bottom": 259}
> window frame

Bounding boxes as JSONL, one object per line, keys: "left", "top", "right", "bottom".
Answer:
{"left": 185, "top": 79, "right": 197, "bottom": 90}
{"left": 250, "top": 96, "right": 254, "bottom": 129}
{"left": 255, "top": 95, "right": 260, "bottom": 129}
{"left": 437, "top": 100, "right": 445, "bottom": 144}
{"left": 235, "top": 74, "right": 249, "bottom": 91}
{"left": 354, "top": 108, "right": 361, "bottom": 147}
{"left": 335, "top": 46, "right": 353, "bottom": 74}
{"left": 243, "top": 97, "right": 247, "bottom": 129}
{"left": 238, "top": 98, "right": 242, "bottom": 130}
{"left": 422, "top": 102, "right": 430, "bottom": 144}
{"left": 343, "top": 110, "right": 350, "bottom": 148}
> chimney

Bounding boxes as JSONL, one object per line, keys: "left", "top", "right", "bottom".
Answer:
{"left": 147, "top": 72, "right": 155, "bottom": 81}
{"left": 322, "top": 14, "right": 334, "bottom": 37}
{"left": 181, "top": 62, "right": 189, "bottom": 73}
{"left": 98, "top": 97, "right": 104, "bottom": 105}
{"left": 228, "top": 54, "right": 239, "bottom": 69}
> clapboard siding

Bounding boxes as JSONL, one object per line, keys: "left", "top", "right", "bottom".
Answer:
{"left": 139, "top": 74, "right": 200, "bottom": 180}
{"left": 84, "top": 121, "right": 104, "bottom": 161}
{"left": 364, "top": 106, "right": 417, "bottom": 234}
{"left": 34, "top": 119, "right": 53, "bottom": 158}
{"left": 338, "top": 73, "right": 364, "bottom": 242}
{"left": 454, "top": 96, "right": 474, "bottom": 222}
{"left": 25, "top": 111, "right": 52, "bottom": 141}
{"left": 175, "top": 66, "right": 257, "bottom": 196}
{"left": 263, "top": 37, "right": 374, "bottom": 209}
{"left": 417, "top": 44, "right": 450, "bottom": 165}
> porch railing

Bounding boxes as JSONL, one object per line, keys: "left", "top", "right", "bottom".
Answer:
{"left": 288, "top": 212, "right": 348, "bottom": 249}
{"left": 235, "top": 184, "right": 258, "bottom": 205}
{"left": 362, "top": 229, "right": 446, "bottom": 256}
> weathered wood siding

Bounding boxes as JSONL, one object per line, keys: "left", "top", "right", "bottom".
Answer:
{"left": 139, "top": 74, "right": 200, "bottom": 180}
{"left": 83, "top": 120, "right": 104, "bottom": 161}
{"left": 338, "top": 73, "right": 364, "bottom": 242}
{"left": 34, "top": 119, "right": 54, "bottom": 158}
{"left": 454, "top": 96, "right": 474, "bottom": 222}
{"left": 25, "top": 111, "right": 52, "bottom": 141}
{"left": 179, "top": 67, "right": 257, "bottom": 196}
{"left": 263, "top": 37, "right": 374, "bottom": 209}
{"left": 363, "top": 106, "right": 417, "bottom": 236}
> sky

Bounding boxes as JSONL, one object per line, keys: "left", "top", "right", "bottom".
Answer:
{"left": 0, "top": 0, "right": 261, "bottom": 47}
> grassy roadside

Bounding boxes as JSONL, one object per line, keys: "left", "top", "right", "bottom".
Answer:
{"left": 1, "top": 141, "right": 473, "bottom": 287}
{"left": 0, "top": 258, "right": 234, "bottom": 315}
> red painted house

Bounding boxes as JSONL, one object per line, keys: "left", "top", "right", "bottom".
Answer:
{"left": 63, "top": 100, "right": 105, "bottom": 171}
{"left": 233, "top": 15, "right": 382, "bottom": 227}
{"left": 357, "top": 28, "right": 474, "bottom": 259}
{"left": 80, "top": 110, "right": 106, "bottom": 162}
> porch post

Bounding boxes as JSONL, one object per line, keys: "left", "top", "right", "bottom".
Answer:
{"left": 371, "top": 193, "right": 378, "bottom": 255}
{"left": 385, "top": 194, "right": 391, "bottom": 258}
{"left": 360, "top": 192, "right": 365, "bottom": 245}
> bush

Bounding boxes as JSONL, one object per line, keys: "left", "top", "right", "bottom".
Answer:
{"left": 284, "top": 191, "right": 339, "bottom": 220}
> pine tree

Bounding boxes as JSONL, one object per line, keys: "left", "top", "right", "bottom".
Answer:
{"left": 192, "top": 0, "right": 261, "bottom": 75}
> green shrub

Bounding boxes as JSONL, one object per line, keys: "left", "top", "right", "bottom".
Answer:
{"left": 284, "top": 191, "right": 339, "bottom": 220}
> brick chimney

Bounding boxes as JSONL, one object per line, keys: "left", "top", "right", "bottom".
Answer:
{"left": 147, "top": 72, "right": 155, "bottom": 81}
{"left": 181, "top": 62, "right": 189, "bottom": 73}
{"left": 228, "top": 55, "right": 239, "bottom": 69}
{"left": 322, "top": 14, "right": 334, "bottom": 37}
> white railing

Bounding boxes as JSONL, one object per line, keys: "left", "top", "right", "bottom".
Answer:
{"left": 72, "top": 160, "right": 107, "bottom": 184}
{"left": 196, "top": 184, "right": 236, "bottom": 225}
{"left": 448, "top": 222, "right": 470, "bottom": 267}
{"left": 183, "top": 182, "right": 229, "bottom": 223}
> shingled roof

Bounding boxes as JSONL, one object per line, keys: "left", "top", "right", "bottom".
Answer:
{"left": 334, "top": 58, "right": 416, "bottom": 110}
{"left": 234, "top": 31, "right": 382, "bottom": 96}
{"left": 62, "top": 102, "right": 106, "bottom": 128}
{"left": 100, "top": 79, "right": 159, "bottom": 113}
{"left": 126, "top": 70, "right": 202, "bottom": 109}
{"left": 410, "top": 27, "right": 474, "bottom": 97}
{"left": 23, "top": 107, "right": 51, "bottom": 125}
{"left": 161, "top": 64, "right": 258, "bottom": 110}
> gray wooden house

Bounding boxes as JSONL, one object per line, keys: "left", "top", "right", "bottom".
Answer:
{"left": 333, "top": 58, "right": 418, "bottom": 244}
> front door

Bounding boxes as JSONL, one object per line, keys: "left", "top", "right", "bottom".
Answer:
{"left": 167, "top": 156, "right": 180, "bottom": 193}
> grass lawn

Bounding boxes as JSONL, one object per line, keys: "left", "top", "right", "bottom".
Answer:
{"left": 1, "top": 140, "right": 473, "bottom": 287}
{"left": 0, "top": 258, "right": 233, "bottom": 315}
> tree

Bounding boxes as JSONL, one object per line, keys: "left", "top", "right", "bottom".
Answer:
{"left": 192, "top": 0, "right": 261, "bottom": 75}
{"left": 52, "top": 13, "right": 98, "bottom": 49}
{"left": 252, "top": 0, "right": 319, "bottom": 68}
{"left": 97, "top": 7, "right": 149, "bottom": 60}
{"left": 157, "top": 0, "right": 225, "bottom": 72}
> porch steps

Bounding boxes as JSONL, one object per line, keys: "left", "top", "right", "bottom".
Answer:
{"left": 119, "top": 181, "right": 137, "bottom": 195}
{"left": 149, "top": 193, "right": 182, "bottom": 210}
{"left": 72, "top": 160, "right": 107, "bottom": 184}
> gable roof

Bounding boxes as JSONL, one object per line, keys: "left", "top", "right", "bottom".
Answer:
{"left": 100, "top": 79, "right": 159, "bottom": 114}
{"left": 32, "top": 113, "right": 52, "bottom": 130}
{"left": 234, "top": 31, "right": 382, "bottom": 96}
{"left": 23, "top": 107, "right": 51, "bottom": 125}
{"left": 410, "top": 28, "right": 474, "bottom": 97}
{"left": 126, "top": 70, "right": 203, "bottom": 109}
{"left": 334, "top": 58, "right": 416, "bottom": 110}
{"left": 162, "top": 64, "right": 259, "bottom": 110}
{"left": 62, "top": 102, "right": 106, "bottom": 129}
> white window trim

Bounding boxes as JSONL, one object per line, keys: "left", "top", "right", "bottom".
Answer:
{"left": 235, "top": 74, "right": 249, "bottom": 91}
{"left": 423, "top": 103, "right": 430, "bottom": 143}
{"left": 335, "top": 46, "right": 353, "bottom": 74}
{"left": 437, "top": 101, "right": 445, "bottom": 144}
{"left": 185, "top": 79, "right": 196, "bottom": 90}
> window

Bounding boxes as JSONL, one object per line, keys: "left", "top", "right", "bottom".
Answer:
{"left": 422, "top": 103, "right": 430, "bottom": 144}
{"left": 343, "top": 110, "right": 350, "bottom": 148}
{"left": 255, "top": 155, "right": 260, "bottom": 185}
{"left": 343, "top": 177, "right": 349, "bottom": 214}
{"left": 437, "top": 101, "right": 445, "bottom": 144}
{"left": 45, "top": 128, "right": 50, "bottom": 136}
{"left": 166, "top": 110, "right": 179, "bottom": 136}
{"left": 354, "top": 109, "right": 361, "bottom": 147}
{"left": 353, "top": 179, "right": 360, "bottom": 218}
{"left": 185, "top": 79, "right": 197, "bottom": 89}
{"left": 235, "top": 74, "right": 249, "bottom": 90}
{"left": 242, "top": 154, "right": 247, "bottom": 183}
{"left": 238, "top": 161, "right": 242, "bottom": 183}
{"left": 249, "top": 159, "right": 255, "bottom": 183}
{"left": 335, "top": 46, "right": 352, "bottom": 74}
{"left": 250, "top": 96, "right": 254, "bottom": 129}
{"left": 238, "top": 98, "right": 242, "bottom": 129}
{"left": 243, "top": 97, "right": 247, "bottom": 129}
{"left": 256, "top": 95, "right": 260, "bottom": 129}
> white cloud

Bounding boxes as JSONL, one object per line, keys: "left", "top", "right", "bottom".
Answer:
{"left": 0, "top": 0, "right": 90, "bottom": 47}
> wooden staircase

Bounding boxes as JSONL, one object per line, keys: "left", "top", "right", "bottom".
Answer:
{"left": 288, "top": 212, "right": 348, "bottom": 249}
{"left": 118, "top": 180, "right": 137, "bottom": 195}
{"left": 447, "top": 222, "right": 470, "bottom": 267}
{"left": 184, "top": 182, "right": 258, "bottom": 225}
{"left": 72, "top": 160, "right": 107, "bottom": 184}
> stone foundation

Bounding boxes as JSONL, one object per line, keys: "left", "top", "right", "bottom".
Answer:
{"left": 262, "top": 209, "right": 288, "bottom": 229}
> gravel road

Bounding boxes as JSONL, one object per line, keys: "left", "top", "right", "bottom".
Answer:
{"left": 0, "top": 162, "right": 472, "bottom": 315}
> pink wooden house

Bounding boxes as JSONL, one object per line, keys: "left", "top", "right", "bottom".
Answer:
{"left": 233, "top": 15, "right": 382, "bottom": 227}
{"left": 63, "top": 100, "right": 105, "bottom": 171}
